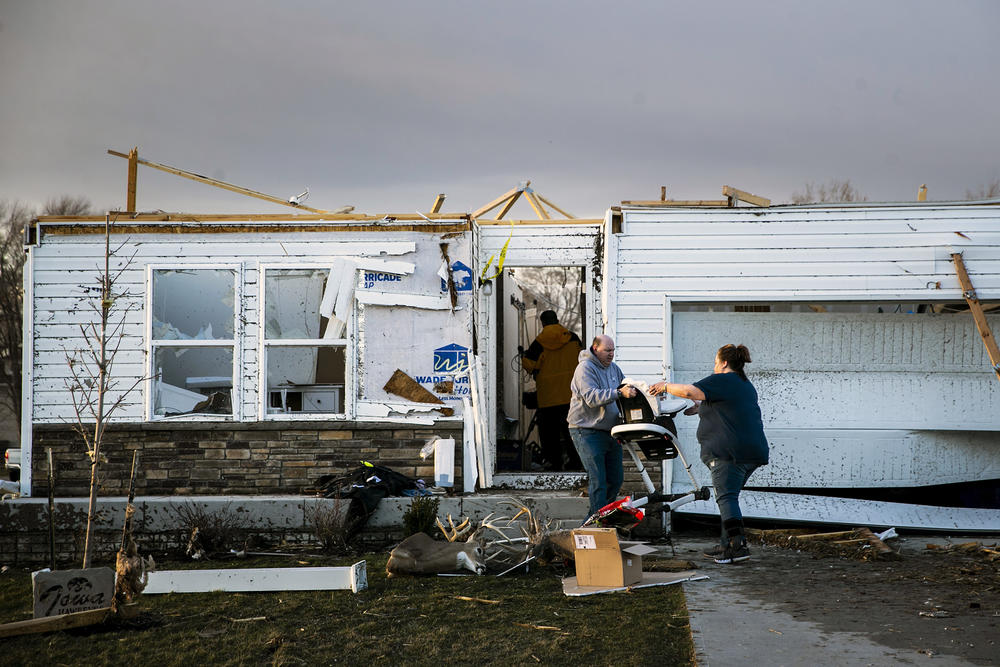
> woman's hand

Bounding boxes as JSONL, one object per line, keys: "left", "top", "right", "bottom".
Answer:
{"left": 647, "top": 382, "right": 706, "bottom": 402}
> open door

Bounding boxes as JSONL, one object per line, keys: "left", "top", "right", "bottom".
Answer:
{"left": 495, "top": 266, "right": 586, "bottom": 476}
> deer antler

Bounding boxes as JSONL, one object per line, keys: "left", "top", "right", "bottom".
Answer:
{"left": 435, "top": 514, "right": 472, "bottom": 542}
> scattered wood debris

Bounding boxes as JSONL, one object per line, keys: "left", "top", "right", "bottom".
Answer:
{"left": 925, "top": 541, "right": 1000, "bottom": 562}
{"left": 0, "top": 607, "right": 111, "bottom": 638}
{"left": 514, "top": 622, "right": 565, "bottom": 632}
{"left": 643, "top": 558, "right": 698, "bottom": 572}
{"left": 747, "top": 527, "right": 899, "bottom": 561}
{"left": 454, "top": 595, "right": 500, "bottom": 605}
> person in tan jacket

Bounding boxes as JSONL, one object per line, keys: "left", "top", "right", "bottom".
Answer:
{"left": 521, "top": 310, "right": 584, "bottom": 470}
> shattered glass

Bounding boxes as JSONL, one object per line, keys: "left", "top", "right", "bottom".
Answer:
{"left": 152, "top": 269, "right": 236, "bottom": 340}
{"left": 264, "top": 268, "right": 328, "bottom": 339}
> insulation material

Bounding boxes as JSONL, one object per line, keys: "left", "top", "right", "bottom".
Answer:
{"left": 382, "top": 369, "right": 454, "bottom": 417}
{"left": 356, "top": 236, "right": 473, "bottom": 414}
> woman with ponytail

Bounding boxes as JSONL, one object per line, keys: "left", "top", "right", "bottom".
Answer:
{"left": 649, "top": 344, "right": 768, "bottom": 564}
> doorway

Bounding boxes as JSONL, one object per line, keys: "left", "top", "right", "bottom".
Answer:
{"left": 495, "top": 266, "right": 586, "bottom": 474}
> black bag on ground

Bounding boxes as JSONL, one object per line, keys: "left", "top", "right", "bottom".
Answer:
{"left": 314, "top": 463, "right": 418, "bottom": 539}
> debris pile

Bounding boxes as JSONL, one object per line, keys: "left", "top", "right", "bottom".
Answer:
{"left": 747, "top": 527, "right": 900, "bottom": 561}
{"left": 925, "top": 541, "right": 1000, "bottom": 562}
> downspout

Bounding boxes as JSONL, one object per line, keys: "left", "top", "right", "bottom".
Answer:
{"left": 20, "top": 237, "right": 34, "bottom": 496}
{"left": 601, "top": 208, "right": 619, "bottom": 336}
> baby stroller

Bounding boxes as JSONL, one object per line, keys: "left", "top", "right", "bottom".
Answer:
{"left": 582, "top": 387, "right": 710, "bottom": 529}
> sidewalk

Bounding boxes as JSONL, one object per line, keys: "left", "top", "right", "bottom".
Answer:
{"left": 677, "top": 534, "right": 979, "bottom": 666}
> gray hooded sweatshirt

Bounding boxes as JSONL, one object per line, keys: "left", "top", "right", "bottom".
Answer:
{"left": 567, "top": 347, "right": 625, "bottom": 431}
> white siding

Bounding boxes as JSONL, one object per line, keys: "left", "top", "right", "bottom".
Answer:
{"left": 611, "top": 203, "right": 1000, "bottom": 496}
{"left": 30, "top": 230, "right": 443, "bottom": 423}
{"left": 613, "top": 204, "right": 1000, "bottom": 375}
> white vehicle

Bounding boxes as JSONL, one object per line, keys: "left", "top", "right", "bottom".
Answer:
{"left": 4, "top": 447, "right": 20, "bottom": 482}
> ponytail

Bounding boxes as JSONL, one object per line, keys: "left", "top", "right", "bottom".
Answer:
{"left": 718, "top": 343, "right": 751, "bottom": 381}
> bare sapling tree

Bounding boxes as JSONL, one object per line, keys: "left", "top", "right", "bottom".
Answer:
{"left": 790, "top": 179, "right": 868, "bottom": 204}
{"left": 0, "top": 196, "right": 95, "bottom": 435}
{"left": 0, "top": 201, "right": 31, "bottom": 431}
{"left": 65, "top": 212, "right": 144, "bottom": 568}
{"left": 965, "top": 178, "right": 1000, "bottom": 201}
{"left": 512, "top": 267, "right": 583, "bottom": 337}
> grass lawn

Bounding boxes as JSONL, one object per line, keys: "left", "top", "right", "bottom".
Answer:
{"left": 0, "top": 553, "right": 694, "bottom": 666}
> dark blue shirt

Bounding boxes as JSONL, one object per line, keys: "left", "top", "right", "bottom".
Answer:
{"left": 692, "top": 372, "right": 769, "bottom": 465}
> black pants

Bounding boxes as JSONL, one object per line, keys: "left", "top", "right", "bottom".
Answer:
{"left": 536, "top": 404, "right": 581, "bottom": 471}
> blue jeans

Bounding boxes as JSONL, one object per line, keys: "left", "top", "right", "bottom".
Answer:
{"left": 570, "top": 428, "right": 624, "bottom": 518}
{"left": 708, "top": 459, "right": 759, "bottom": 546}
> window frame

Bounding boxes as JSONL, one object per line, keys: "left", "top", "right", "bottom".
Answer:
{"left": 145, "top": 263, "right": 243, "bottom": 421}
{"left": 258, "top": 263, "right": 352, "bottom": 420}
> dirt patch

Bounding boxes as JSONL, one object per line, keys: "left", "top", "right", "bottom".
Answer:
{"left": 675, "top": 529, "right": 1000, "bottom": 664}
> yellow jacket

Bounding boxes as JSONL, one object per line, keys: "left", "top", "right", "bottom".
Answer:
{"left": 521, "top": 324, "right": 583, "bottom": 408}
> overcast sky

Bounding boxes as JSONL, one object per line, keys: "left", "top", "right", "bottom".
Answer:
{"left": 2, "top": 1, "right": 998, "bottom": 218}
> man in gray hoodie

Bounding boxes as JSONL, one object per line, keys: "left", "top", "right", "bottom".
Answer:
{"left": 567, "top": 335, "right": 637, "bottom": 518}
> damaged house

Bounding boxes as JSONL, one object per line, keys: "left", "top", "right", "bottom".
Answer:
{"left": 13, "top": 194, "right": 1000, "bottom": 532}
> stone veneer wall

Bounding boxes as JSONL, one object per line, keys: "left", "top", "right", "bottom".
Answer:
{"left": 29, "top": 421, "right": 464, "bottom": 497}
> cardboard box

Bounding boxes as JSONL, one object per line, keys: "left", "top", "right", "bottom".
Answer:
{"left": 571, "top": 527, "right": 658, "bottom": 588}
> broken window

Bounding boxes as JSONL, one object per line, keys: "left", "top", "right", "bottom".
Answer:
{"left": 263, "top": 268, "right": 346, "bottom": 415}
{"left": 150, "top": 269, "right": 236, "bottom": 417}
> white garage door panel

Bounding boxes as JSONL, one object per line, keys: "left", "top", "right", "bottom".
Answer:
{"left": 671, "top": 312, "right": 1000, "bottom": 431}
{"left": 673, "top": 312, "right": 999, "bottom": 371}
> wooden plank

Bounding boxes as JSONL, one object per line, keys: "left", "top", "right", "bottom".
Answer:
{"left": 524, "top": 192, "right": 550, "bottom": 220}
{"left": 536, "top": 193, "right": 575, "bottom": 219}
{"left": 31, "top": 240, "right": 419, "bottom": 261}
{"left": 38, "top": 212, "right": 468, "bottom": 223}
{"left": 143, "top": 563, "right": 367, "bottom": 594}
{"left": 471, "top": 187, "right": 521, "bottom": 219}
{"left": 430, "top": 193, "right": 445, "bottom": 213}
{"left": 0, "top": 607, "right": 111, "bottom": 638}
{"left": 952, "top": 253, "right": 1000, "bottom": 381}
{"left": 126, "top": 147, "right": 138, "bottom": 212}
{"left": 722, "top": 185, "right": 771, "bottom": 207}
{"left": 493, "top": 191, "right": 522, "bottom": 220}
{"left": 107, "top": 149, "right": 350, "bottom": 215}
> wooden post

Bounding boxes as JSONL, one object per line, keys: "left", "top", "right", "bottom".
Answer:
{"left": 952, "top": 252, "right": 1000, "bottom": 382}
{"left": 119, "top": 451, "right": 139, "bottom": 553}
{"left": 918, "top": 184, "right": 928, "bottom": 201}
{"left": 430, "top": 194, "right": 446, "bottom": 213}
{"left": 47, "top": 448, "right": 55, "bottom": 570}
{"left": 126, "top": 147, "right": 138, "bottom": 212}
{"left": 660, "top": 186, "right": 666, "bottom": 201}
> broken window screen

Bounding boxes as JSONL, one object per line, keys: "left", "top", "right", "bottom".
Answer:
{"left": 265, "top": 346, "right": 346, "bottom": 414}
{"left": 263, "top": 268, "right": 346, "bottom": 416}
{"left": 153, "top": 347, "right": 234, "bottom": 416}
{"left": 152, "top": 269, "right": 236, "bottom": 340}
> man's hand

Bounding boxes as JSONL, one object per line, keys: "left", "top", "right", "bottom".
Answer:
{"left": 620, "top": 385, "right": 637, "bottom": 399}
